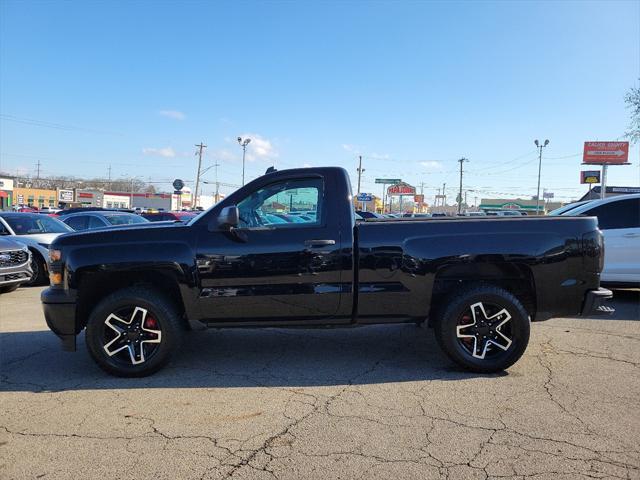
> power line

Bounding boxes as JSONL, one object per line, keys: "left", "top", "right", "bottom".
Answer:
{"left": 0, "top": 114, "right": 123, "bottom": 136}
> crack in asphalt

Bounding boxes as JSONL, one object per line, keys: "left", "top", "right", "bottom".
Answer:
{"left": 1, "top": 317, "right": 639, "bottom": 479}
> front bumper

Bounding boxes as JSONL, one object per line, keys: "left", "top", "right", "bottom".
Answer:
{"left": 41, "top": 287, "right": 77, "bottom": 351}
{"left": 0, "top": 261, "right": 33, "bottom": 287}
{"left": 581, "top": 287, "right": 614, "bottom": 316}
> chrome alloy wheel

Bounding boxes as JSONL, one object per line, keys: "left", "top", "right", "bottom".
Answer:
{"left": 103, "top": 307, "right": 162, "bottom": 365}
{"left": 456, "top": 302, "right": 513, "bottom": 360}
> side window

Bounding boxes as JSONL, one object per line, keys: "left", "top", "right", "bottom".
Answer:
{"left": 88, "top": 216, "right": 106, "bottom": 229}
{"left": 237, "top": 178, "right": 323, "bottom": 229}
{"left": 0, "top": 221, "right": 8, "bottom": 235}
{"left": 585, "top": 199, "right": 640, "bottom": 230}
{"left": 65, "top": 216, "right": 89, "bottom": 231}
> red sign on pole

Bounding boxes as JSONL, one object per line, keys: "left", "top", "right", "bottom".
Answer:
{"left": 583, "top": 141, "right": 629, "bottom": 164}
{"left": 387, "top": 183, "right": 416, "bottom": 195}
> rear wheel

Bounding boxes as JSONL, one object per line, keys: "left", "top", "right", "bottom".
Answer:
{"left": 434, "top": 284, "right": 530, "bottom": 373}
{"left": 85, "top": 287, "right": 183, "bottom": 377}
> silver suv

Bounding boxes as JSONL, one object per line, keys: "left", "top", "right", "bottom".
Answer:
{"left": 0, "top": 238, "right": 33, "bottom": 293}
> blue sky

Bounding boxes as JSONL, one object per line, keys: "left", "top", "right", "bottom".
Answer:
{"left": 1, "top": 0, "right": 638, "bottom": 202}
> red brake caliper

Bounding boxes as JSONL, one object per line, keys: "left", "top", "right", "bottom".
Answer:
{"left": 144, "top": 316, "right": 158, "bottom": 330}
{"left": 460, "top": 314, "right": 473, "bottom": 348}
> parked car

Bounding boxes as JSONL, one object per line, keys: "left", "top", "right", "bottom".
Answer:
{"left": 0, "top": 238, "right": 32, "bottom": 293}
{"left": 464, "top": 211, "right": 487, "bottom": 217}
{"left": 38, "top": 206, "right": 62, "bottom": 215}
{"left": 60, "top": 211, "right": 150, "bottom": 231}
{"left": 42, "top": 166, "right": 611, "bottom": 377}
{"left": 402, "top": 213, "right": 432, "bottom": 218}
{"left": 0, "top": 212, "right": 73, "bottom": 285}
{"left": 355, "top": 210, "right": 383, "bottom": 219}
{"left": 487, "top": 210, "right": 523, "bottom": 216}
{"left": 142, "top": 212, "right": 197, "bottom": 223}
{"left": 15, "top": 206, "right": 38, "bottom": 213}
{"left": 548, "top": 200, "right": 592, "bottom": 216}
{"left": 558, "top": 193, "right": 640, "bottom": 287}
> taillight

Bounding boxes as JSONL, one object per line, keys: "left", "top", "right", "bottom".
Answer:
{"left": 582, "top": 230, "right": 604, "bottom": 273}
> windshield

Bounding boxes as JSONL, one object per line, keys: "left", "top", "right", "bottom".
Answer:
{"left": 104, "top": 214, "right": 149, "bottom": 226}
{"left": 2, "top": 214, "right": 73, "bottom": 235}
{"left": 548, "top": 201, "right": 589, "bottom": 216}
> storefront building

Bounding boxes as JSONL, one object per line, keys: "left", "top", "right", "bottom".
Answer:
{"left": 0, "top": 178, "right": 14, "bottom": 210}
{"left": 14, "top": 187, "right": 58, "bottom": 209}
{"left": 479, "top": 198, "right": 561, "bottom": 215}
{"left": 75, "top": 190, "right": 103, "bottom": 208}
{"left": 102, "top": 193, "right": 130, "bottom": 209}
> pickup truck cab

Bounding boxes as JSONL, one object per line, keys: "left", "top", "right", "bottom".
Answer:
{"left": 42, "top": 167, "right": 612, "bottom": 377}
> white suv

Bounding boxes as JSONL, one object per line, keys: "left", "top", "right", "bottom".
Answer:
{"left": 561, "top": 194, "right": 640, "bottom": 287}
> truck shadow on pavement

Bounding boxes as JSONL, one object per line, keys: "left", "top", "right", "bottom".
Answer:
{"left": 0, "top": 324, "right": 503, "bottom": 393}
{"left": 2, "top": 291, "right": 636, "bottom": 393}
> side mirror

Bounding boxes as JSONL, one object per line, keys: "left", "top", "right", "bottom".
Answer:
{"left": 211, "top": 205, "right": 239, "bottom": 230}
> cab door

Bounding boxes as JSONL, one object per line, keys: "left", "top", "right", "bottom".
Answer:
{"left": 195, "top": 175, "right": 347, "bottom": 323}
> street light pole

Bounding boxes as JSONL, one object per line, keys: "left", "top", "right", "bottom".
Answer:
{"left": 237, "top": 137, "right": 251, "bottom": 186}
{"left": 534, "top": 139, "right": 549, "bottom": 215}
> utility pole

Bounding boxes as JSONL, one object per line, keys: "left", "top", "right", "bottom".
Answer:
{"left": 107, "top": 165, "right": 112, "bottom": 191}
{"left": 457, "top": 157, "right": 468, "bottom": 214}
{"left": 356, "top": 155, "right": 364, "bottom": 195}
{"left": 534, "top": 139, "right": 549, "bottom": 215}
{"left": 35, "top": 160, "right": 41, "bottom": 180}
{"left": 194, "top": 142, "right": 207, "bottom": 209}
{"left": 442, "top": 183, "right": 446, "bottom": 206}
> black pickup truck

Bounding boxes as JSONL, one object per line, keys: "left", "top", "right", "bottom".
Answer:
{"left": 42, "top": 167, "right": 612, "bottom": 377}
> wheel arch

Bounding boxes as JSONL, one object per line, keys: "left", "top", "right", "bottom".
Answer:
{"left": 74, "top": 267, "right": 193, "bottom": 332}
{"left": 430, "top": 262, "right": 536, "bottom": 324}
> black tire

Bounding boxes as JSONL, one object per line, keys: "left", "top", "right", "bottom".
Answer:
{"left": 0, "top": 284, "right": 19, "bottom": 294}
{"left": 26, "top": 251, "right": 47, "bottom": 286}
{"left": 85, "top": 287, "right": 183, "bottom": 377}
{"left": 434, "top": 284, "right": 530, "bottom": 373}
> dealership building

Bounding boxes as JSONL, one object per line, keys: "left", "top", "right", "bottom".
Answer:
{"left": 479, "top": 198, "right": 562, "bottom": 215}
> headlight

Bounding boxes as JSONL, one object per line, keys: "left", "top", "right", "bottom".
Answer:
{"left": 49, "top": 249, "right": 62, "bottom": 262}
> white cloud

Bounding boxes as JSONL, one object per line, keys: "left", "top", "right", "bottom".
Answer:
{"left": 234, "top": 133, "right": 278, "bottom": 161}
{"left": 342, "top": 144, "right": 361, "bottom": 154}
{"left": 419, "top": 161, "right": 443, "bottom": 172}
{"left": 143, "top": 147, "right": 176, "bottom": 158}
{"left": 158, "top": 110, "right": 186, "bottom": 121}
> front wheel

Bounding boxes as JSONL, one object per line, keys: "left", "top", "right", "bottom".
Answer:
{"left": 434, "top": 284, "right": 530, "bottom": 373}
{"left": 85, "top": 287, "right": 184, "bottom": 377}
{"left": 0, "top": 284, "right": 19, "bottom": 294}
{"left": 26, "top": 251, "right": 47, "bottom": 286}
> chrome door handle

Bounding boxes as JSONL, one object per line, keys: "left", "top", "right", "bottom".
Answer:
{"left": 304, "top": 239, "right": 336, "bottom": 247}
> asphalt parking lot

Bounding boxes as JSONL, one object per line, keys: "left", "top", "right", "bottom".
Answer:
{"left": 1, "top": 287, "right": 639, "bottom": 480}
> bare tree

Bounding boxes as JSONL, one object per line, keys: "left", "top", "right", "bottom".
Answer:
{"left": 625, "top": 83, "right": 640, "bottom": 144}
{"left": 3, "top": 174, "right": 157, "bottom": 193}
